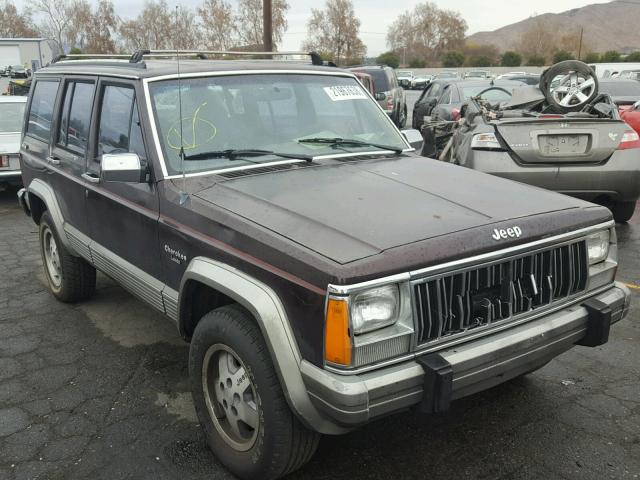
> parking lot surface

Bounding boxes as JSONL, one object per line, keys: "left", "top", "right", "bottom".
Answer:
{"left": 1, "top": 178, "right": 639, "bottom": 480}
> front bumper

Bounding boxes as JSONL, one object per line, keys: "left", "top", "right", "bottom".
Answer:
{"left": 301, "top": 283, "right": 630, "bottom": 428}
{"left": 467, "top": 149, "right": 640, "bottom": 202}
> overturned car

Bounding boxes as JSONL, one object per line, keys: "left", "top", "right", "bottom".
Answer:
{"left": 423, "top": 60, "right": 640, "bottom": 223}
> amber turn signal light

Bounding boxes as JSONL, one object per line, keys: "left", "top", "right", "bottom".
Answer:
{"left": 325, "top": 298, "right": 352, "bottom": 366}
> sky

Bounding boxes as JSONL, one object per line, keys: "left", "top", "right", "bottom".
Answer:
{"left": 16, "top": 0, "right": 613, "bottom": 55}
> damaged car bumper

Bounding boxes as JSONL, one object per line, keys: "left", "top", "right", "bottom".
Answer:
{"left": 301, "top": 283, "right": 630, "bottom": 428}
{"left": 466, "top": 149, "right": 640, "bottom": 202}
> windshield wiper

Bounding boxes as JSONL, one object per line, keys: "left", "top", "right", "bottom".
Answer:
{"left": 184, "top": 149, "right": 313, "bottom": 162}
{"left": 297, "top": 137, "right": 404, "bottom": 154}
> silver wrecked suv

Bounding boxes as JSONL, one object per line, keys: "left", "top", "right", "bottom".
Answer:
{"left": 430, "top": 60, "right": 640, "bottom": 223}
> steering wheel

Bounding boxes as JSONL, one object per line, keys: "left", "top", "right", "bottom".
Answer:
{"left": 474, "top": 86, "right": 512, "bottom": 99}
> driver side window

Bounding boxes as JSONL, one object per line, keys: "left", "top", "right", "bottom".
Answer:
{"left": 97, "top": 85, "right": 147, "bottom": 161}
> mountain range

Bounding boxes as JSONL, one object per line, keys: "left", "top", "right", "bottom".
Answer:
{"left": 467, "top": 0, "right": 640, "bottom": 53}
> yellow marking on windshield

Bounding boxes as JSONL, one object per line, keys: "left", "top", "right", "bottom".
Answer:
{"left": 167, "top": 102, "right": 217, "bottom": 151}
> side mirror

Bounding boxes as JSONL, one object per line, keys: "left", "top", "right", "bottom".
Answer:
{"left": 401, "top": 129, "right": 424, "bottom": 151}
{"left": 101, "top": 153, "right": 146, "bottom": 183}
{"left": 375, "top": 92, "right": 386, "bottom": 101}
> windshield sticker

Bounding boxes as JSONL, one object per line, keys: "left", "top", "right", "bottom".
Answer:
{"left": 323, "top": 85, "right": 367, "bottom": 101}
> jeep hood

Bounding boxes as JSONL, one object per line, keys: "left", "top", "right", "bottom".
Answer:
{"left": 194, "top": 157, "right": 596, "bottom": 264}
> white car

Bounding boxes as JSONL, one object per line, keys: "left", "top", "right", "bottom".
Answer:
{"left": 0, "top": 96, "right": 27, "bottom": 188}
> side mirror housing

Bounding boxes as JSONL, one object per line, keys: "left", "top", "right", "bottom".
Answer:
{"left": 401, "top": 129, "right": 424, "bottom": 151}
{"left": 374, "top": 92, "right": 386, "bottom": 101}
{"left": 101, "top": 153, "right": 146, "bottom": 183}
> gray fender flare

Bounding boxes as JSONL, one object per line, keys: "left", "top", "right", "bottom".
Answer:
{"left": 179, "top": 256, "right": 346, "bottom": 435}
{"left": 26, "top": 178, "right": 76, "bottom": 253}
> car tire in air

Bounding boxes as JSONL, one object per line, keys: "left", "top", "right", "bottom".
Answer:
{"left": 189, "top": 304, "right": 320, "bottom": 480}
{"left": 611, "top": 201, "right": 636, "bottom": 223}
{"left": 39, "top": 211, "right": 96, "bottom": 302}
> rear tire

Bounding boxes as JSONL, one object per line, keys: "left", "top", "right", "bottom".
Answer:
{"left": 612, "top": 201, "right": 636, "bottom": 223}
{"left": 189, "top": 305, "right": 320, "bottom": 480}
{"left": 39, "top": 211, "right": 96, "bottom": 302}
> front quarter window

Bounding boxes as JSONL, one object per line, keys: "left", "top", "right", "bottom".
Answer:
{"left": 149, "top": 74, "right": 408, "bottom": 176}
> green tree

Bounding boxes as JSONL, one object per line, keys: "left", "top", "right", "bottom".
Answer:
{"left": 552, "top": 50, "right": 574, "bottom": 63}
{"left": 583, "top": 52, "right": 600, "bottom": 63}
{"left": 624, "top": 51, "right": 640, "bottom": 62}
{"left": 501, "top": 51, "right": 521, "bottom": 67}
{"left": 408, "top": 58, "right": 425, "bottom": 68}
{"left": 69, "top": 47, "right": 82, "bottom": 54}
{"left": 526, "top": 55, "right": 546, "bottom": 66}
{"left": 601, "top": 50, "right": 621, "bottom": 62}
{"left": 376, "top": 50, "right": 399, "bottom": 68}
{"left": 442, "top": 50, "right": 464, "bottom": 67}
{"left": 467, "top": 55, "right": 491, "bottom": 67}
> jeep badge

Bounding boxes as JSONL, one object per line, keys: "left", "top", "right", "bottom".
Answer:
{"left": 492, "top": 226, "right": 522, "bottom": 240}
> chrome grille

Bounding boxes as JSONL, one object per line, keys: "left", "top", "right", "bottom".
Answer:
{"left": 413, "top": 240, "right": 588, "bottom": 345}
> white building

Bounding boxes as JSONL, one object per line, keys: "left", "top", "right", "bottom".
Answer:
{"left": 0, "top": 38, "right": 60, "bottom": 71}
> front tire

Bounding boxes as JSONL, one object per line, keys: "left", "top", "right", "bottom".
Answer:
{"left": 612, "top": 200, "right": 636, "bottom": 223}
{"left": 189, "top": 305, "right": 319, "bottom": 480}
{"left": 39, "top": 211, "right": 96, "bottom": 302}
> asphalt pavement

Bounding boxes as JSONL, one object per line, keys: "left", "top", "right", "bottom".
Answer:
{"left": 0, "top": 88, "right": 639, "bottom": 480}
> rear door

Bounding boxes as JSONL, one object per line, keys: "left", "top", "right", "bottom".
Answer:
{"left": 49, "top": 77, "right": 96, "bottom": 236}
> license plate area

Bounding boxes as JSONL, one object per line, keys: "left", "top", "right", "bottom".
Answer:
{"left": 539, "top": 134, "right": 589, "bottom": 156}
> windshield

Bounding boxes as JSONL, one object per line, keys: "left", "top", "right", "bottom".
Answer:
{"left": 437, "top": 72, "right": 457, "bottom": 79}
{"left": 0, "top": 102, "right": 25, "bottom": 133}
{"left": 397, "top": 71, "right": 413, "bottom": 77}
{"left": 149, "top": 74, "right": 407, "bottom": 176}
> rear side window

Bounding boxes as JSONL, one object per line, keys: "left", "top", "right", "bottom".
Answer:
{"left": 26, "top": 80, "right": 59, "bottom": 140}
{"left": 58, "top": 81, "right": 95, "bottom": 153}
{"left": 97, "top": 85, "right": 147, "bottom": 160}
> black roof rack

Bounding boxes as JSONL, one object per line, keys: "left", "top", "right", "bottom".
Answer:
{"left": 51, "top": 50, "right": 333, "bottom": 67}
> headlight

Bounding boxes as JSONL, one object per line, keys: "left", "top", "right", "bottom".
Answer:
{"left": 325, "top": 283, "right": 414, "bottom": 367}
{"left": 351, "top": 285, "right": 399, "bottom": 334}
{"left": 471, "top": 132, "right": 504, "bottom": 150}
{"left": 586, "top": 230, "right": 610, "bottom": 264}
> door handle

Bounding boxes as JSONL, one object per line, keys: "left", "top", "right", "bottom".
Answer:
{"left": 81, "top": 172, "right": 100, "bottom": 184}
{"left": 46, "top": 156, "right": 60, "bottom": 166}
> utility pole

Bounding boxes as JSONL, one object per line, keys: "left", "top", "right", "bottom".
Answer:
{"left": 577, "top": 27, "right": 584, "bottom": 60}
{"left": 263, "top": 0, "right": 273, "bottom": 52}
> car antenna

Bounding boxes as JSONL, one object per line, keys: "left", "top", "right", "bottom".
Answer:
{"left": 175, "top": 5, "right": 188, "bottom": 205}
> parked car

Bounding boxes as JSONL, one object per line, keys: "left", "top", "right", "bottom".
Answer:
{"left": 6, "top": 77, "right": 32, "bottom": 96}
{"left": 421, "top": 79, "right": 525, "bottom": 157}
{"left": 412, "top": 78, "right": 459, "bottom": 130}
{"left": 433, "top": 60, "right": 640, "bottom": 223}
{"left": 349, "top": 64, "right": 407, "bottom": 127}
{"left": 617, "top": 69, "right": 640, "bottom": 81}
{"left": 620, "top": 100, "right": 640, "bottom": 137}
{"left": 464, "top": 70, "right": 490, "bottom": 79}
{"left": 0, "top": 96, "right": 27, "bottom": 189}
{"left": 434, "top": 70, "right": 460, "bottom": 80}
{"left": 9, "top": 65, "right": 28, "bottom": 78}
{"left": 17, "top": 52, "right": 630, "bottom": 480}
{"left": 396, "top": 69, "right": 414, "bottom": 89}
{"left": 597, "top": 78, "right": 640, "bottom": 105}
{"left": 353, "top": 71, "right": 375, "bottom": 95}
{"left": 410, "top": 74, "right": 432, "bottom": 89}
{"left": 0, "top": 66, "right": 8, "bottom": 76}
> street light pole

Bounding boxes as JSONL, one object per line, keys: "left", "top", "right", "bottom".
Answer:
{"left": 263, "top": 0, "right": 273, "bottom": 52}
